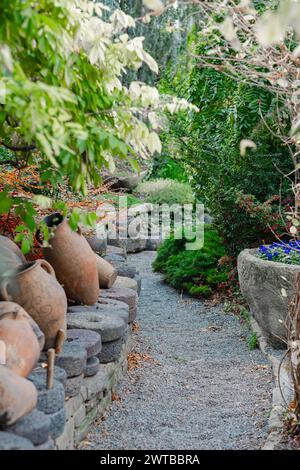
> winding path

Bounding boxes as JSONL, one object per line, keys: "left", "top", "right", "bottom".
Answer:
{"left": 83, "top": 251, "right": 273, "bottom": 450}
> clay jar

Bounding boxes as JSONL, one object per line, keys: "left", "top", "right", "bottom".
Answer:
{"left": 37, "top": 213, "right": 99, "bottom": 305}
{"left": 0, "top": 302, "right": 41, "bottom": 377}
{"left": 95, "top": 255, "right": 117, "bottom": 289}
{"left": 0, "top": 260, "right": 67, "bottom": 350}
{"left": 0, "top": 366, "right": 37, "bottom": 427}
{"left": 0, "top": 236, "right": 26, "bottom": 299}
{"left": 0, "top": 236, "right": 26, "bottom": 264}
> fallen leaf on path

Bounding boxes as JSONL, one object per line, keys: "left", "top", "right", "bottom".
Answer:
{"left": 198, "top": 325, "right": 221, "bottom": 332}
{"left": 131, "top": 321, "right": 140, "bottom": 333}
{"left": 127, "top": 352, "right": 159, "bottom": 371}
{"left": 112, "top": 391, "right": 121, "bottom": 402}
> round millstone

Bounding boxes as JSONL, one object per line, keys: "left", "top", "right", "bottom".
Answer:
{"left": 103, "top": 255, "right": 137, "bottom": 279}
{"left": 35, "top": 438, "right": 55, "bottom": 450}
{"left": 0, "top": 431, "right": 34, "bottom": 450}
{"left": 30, "top": 365, "right": 68, "bottom": 389}
{"left": 7, "top": 409, "right": 51, "bottom": 445}
{"left": 84, "top": 356, "right": 100, "bottom": 377}
{"left": 27, "top": 375, "right": 65, "bottom": 415}
{"left": 67, "top": 329, "right": 102, "bottom": 359}
{"left": 114, "top": 276, "right": 138, "bottom": 293}
{"left": 100, "top": 286, "right": 137, "bottom": 323}
{"left": 116, "top": 264, "right": 137, "bottom": 279}
{"left": 68, "top": 298, "right": 129, "bottom": 324}
{"left": 65, "top": 373, "right": 84, "bottom": 398}
{"left": 67, "top": 310, "right": 126, "bottom": 343}
{"left": 49, "top": 407, "right": 66, "bottom": 439}
{"left": 55, "top": 342, "right": 87, "bottom": 377}
{"left": 98, "top": 329, "right": 128, "bottom": 364}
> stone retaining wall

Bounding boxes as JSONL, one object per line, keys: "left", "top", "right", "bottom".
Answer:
{"left": 56, "top": 332, "right": 133, "bottom": 449}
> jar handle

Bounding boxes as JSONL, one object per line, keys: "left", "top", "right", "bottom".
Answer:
{"left": 39, "top": 259, "right": 56, "bottom": 278}
{"left": 35, "top": 228, "right": 43, "bottom": 245}
{"left": 0, "top": 278, "right": 11, "bottom": 301}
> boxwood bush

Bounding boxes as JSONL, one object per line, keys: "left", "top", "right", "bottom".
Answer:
{"left": 153, "top": 226, "right": 229, "bottom": 297}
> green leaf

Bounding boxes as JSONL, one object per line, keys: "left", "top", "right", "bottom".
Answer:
{"left": 0, "top": 192, "right": 12, "bottom": 214}
{"left": 21, "top": 238, "right": 31, "bottom": 255}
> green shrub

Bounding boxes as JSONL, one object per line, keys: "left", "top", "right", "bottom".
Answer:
{"left": 158, "top": 29, "right": 293, "bottom": 256}
{"left": 136, "top": 179, "right": 195, "bottom": 205}
{"left": 153, "top": 226, "right": 229, "bottom": 298}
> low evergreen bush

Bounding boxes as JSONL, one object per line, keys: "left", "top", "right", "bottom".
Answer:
{"left": 153, "top": 226, "right": 229, "bottom": 298}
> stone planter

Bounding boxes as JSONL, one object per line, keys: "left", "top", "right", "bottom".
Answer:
{"left": 238, "top": 248, "right": 300, "bottom": 348}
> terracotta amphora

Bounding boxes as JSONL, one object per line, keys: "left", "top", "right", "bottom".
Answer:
{"left": 0, "top": 260, "right": 67, "bottom": 350}
{"left": 95, "top": 255, "right": 117, "bottom": 289}
{"left": 0, "top": 236, "right": 26, "bottom": 265}
{"left": 0, "top": 236, "right": 26, "bottom": 300}
{"left": 0, "top": 302, "right": 41, "bottom": 377}
{"left": 0, "top": 365, "right": 37, "bottom": 427}
{"left": 37, "top": 212, "right": 99, "bottom": 305}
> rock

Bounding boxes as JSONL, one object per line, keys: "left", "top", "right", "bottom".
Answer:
{"left": 84, "top": 356, "right": 100, "bottom": 377}
{"left": 134, "top": 273, "right": 142, "bottom": 296}
{"left": 99, "top": 329, "right": 128, "bottom": 364}
{"left": 67, "top": 329, "right": 102, "bottom": 359}
{"left": 113, "top": 276, "right": 138, "bottom": 293}
{"left": 103, "top": 254, "right": 137, "bottom": 278}
{"left": 103, "top": 253, "right": 125, "bottom": 264}
{"left": 103, "top": 173, "right": 143, "bottom": 192}
{"left": 80, "top": 367, "right": 110, "bottom": 401}
{"left": 64, "top": 394, "right": 83, "bottom": 422}
{"left": 27, "top": 375, "right": 65, "bottom": 415}
{"left": 65, "top": 374, "right": 84, "bottom": 398}
{"left": 74, "top": 403, "right": 86, "bottom": 428}
{"left": 106, "top": 245, "right": 127, "bottom": 259}
{"left": 74, "top": 408, "right": 97, "bottom": 445}
{"left": 107, "top": 232, "right": 147, "bottom": 254}
{"left": 34, "top": 438, "right": 55, "bottom": 450}
{"left": 0, "top": 366, "right": 37, "bottom": 427}
{"left": 29, "top": 365, "right": 67, "bottom": 389}
{"left": 124, "top": 238, "right": 147, "bottom": 254}
{"left": 7, "top": 409, "right": 51, "bottom": 445}
{"left": 49, "top": 407, "right": 66, "bottom": 439}
{"left": 55, "top": 418, "right": 74, "bottom": 450}
{"left": 55, "top": 342, "right": 87, "bottom": 377}
{"left": 85, "top": 235, "right": 107, "bottom": 255}
{"left": 0, "top": 431, "right": 34, "bottom": 450}
{"left": 128, "top": 203, "right": 153, "bottom": 217}
{"left": 145, "top": 238, "right": 162, "bottom": 251}
{"left": 238, "top": 248, "right": 300, "bottom": 348}
{"left": 100, "top": 286, "right": 138, "bottom": 323}
{"left": 116, "top": 264, "right": 137, "bottom": 279}
{"left": 67, "top": 310, "right": 126, "bottom": 343}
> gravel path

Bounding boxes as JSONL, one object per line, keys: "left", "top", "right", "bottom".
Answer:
{"left": 83, "top": 251, "right": 273, "bottom": 450}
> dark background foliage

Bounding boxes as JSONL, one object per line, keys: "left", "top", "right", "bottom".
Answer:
{"left": 154, "top": 29, "right": 293, "bottom": 255}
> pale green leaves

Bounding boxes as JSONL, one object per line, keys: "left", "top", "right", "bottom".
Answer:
{"left": 143, "top": 0, "right": 164, "bottom": 12}
{"left": 148, "top": 132, "right": 162, "bottom": 154}
{"left": 255, "top": 0, "right": 300, "bottom": 46}
{"left": 0, "top": 45, "right": 13, "bottom": 74}
{"left": 240, "top": 139, "right": 257, "bottom": 156}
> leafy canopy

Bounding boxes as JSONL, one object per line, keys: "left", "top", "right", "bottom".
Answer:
{"left": 0, "top": 0, "right": 197, "bottom": 251}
